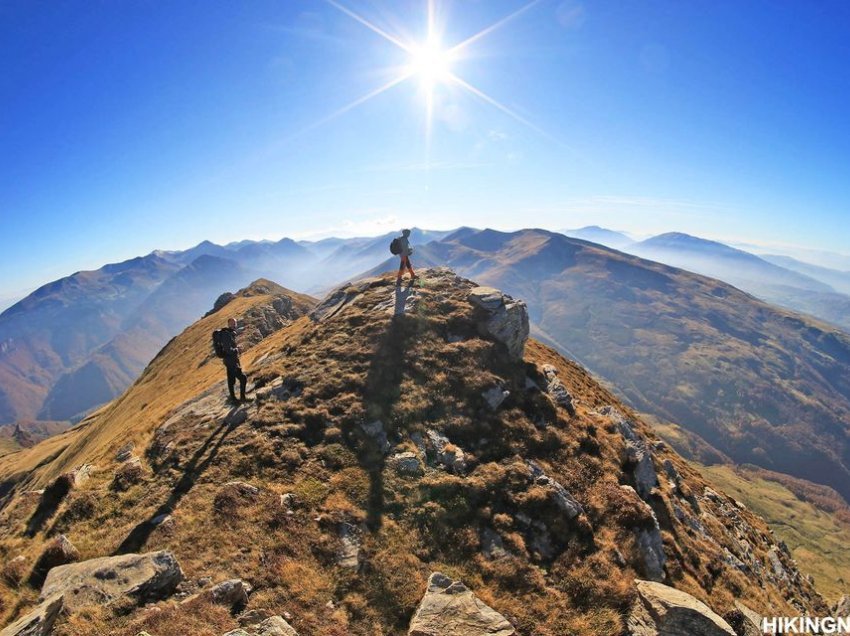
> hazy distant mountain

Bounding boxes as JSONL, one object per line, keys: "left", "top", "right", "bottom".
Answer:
{"left": 0, "top": 254, "right": 181, "bottom": 423}
{"left": 626, "top": 232, "right": 850, "bottom": 332}
{"left": 37, "top": 255, "right": 254, "bottom": 421}
{"left": 562, "top": 225, "right": 634, "bottom": 250}
{"left": 762, "top": 254, "right": 850, "bottom": 296}
{"left": 367, "top": 228, "right": 850, "bottom": 502}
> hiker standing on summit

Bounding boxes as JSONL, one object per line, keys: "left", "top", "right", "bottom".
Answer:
{"left": 394, "top": 228, "right": 416, "bottom": 285}
{"left": 213, "top": 318, "right": 248, "bottom": 404}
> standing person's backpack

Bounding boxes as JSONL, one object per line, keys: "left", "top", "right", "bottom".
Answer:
{"left": 389, "top": 237, "right": 401, "bottom": 255}
{"left": 212, "top": 329, "right": 228, "bottom": 358}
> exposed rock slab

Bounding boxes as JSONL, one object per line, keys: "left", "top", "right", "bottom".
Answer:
{"left": 0, "top": 594, "right": 64, "bottom": 636}
{"left": 40, "top": 550, "right": 183, "bottom": 612}
{"left": 627, "top": 579, "right": 735, "bottom": 636}
{"left": 408, "top": 572, "right": 515, "bottom": 635}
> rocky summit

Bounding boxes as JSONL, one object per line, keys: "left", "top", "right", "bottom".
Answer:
{"left": 0, "top": 268, "right": 828, "bottom": 635}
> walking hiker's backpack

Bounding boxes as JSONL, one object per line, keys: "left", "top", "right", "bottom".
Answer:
{"left": 389, "top": 237, "right": 401, "bottom": 255}
{"left": 212, "top": 329, "right": 228, "bottom": 358}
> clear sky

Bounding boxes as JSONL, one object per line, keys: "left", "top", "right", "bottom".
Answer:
{"left": 3, "top": 0, "right": 850, "bottom": 300}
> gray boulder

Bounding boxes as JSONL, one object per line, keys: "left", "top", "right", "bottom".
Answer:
{"left": 0, "top": 594, "right": 64, "bottom": 636}
{"left": 608, "top": 409, "right": 658, "bottom": 500}
{"left": 29, "top": 534, "right": 79, "bottom": 585}
{"left": 40, "top": 550, "right": 183, "bottom": 612}
{"left": 391, "top": 451, "right": 424, "bottom": 477}
{"left": 527, "top": 460, "right": 583, "bottom": 519}
{"left": 183, "top": 578, "right": 251, "bottom": 610}
{"left": 468, "top": 287, "right": 529, "bottom": 361}
{"left": 627, "top": 579, "right": 735, "bottom": 636}
{"left": 540, "top": 365, "right": 576, "bottom": 416}
{"left": 224, "top": 616, "right": 298, "bottom": 636}
{"left": 408, "top": 572, "right": 515, "bottom": 636}
{"left": 360, "top": 420, "right": 391, "bottom": 455}
{"left": 482, "top": 385, "right": 510, "bottom": 411}
{"left": 424, "top": 429, "right": 467, "bottom": 475}
{"left": 622, "top": 485, "right": 665, "bottom": 581}
{"left": 337, "top": 522, "right": 361, "bottom": 569}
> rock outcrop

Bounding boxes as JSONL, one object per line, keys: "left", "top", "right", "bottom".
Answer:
{"left": 39, "top": 550, "right": 183, "bottom": 612}
{"left": 467, "top": 286, "right": 529, "bottom": 361}
{"left": 408, "top": 572, "right": 515, "bottom": 636}
{"left": 627, "top": 579, "right": 736, "bottom": 636}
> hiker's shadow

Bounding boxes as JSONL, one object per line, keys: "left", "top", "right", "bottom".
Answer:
{"left": 393, "top": 282, "right": 415, "bottom": 316}
{"left": 114, "top": 404, "right": 244, "bottom": 555}
{"left": 360, "top": 302, "right": 419, "bottom": 532}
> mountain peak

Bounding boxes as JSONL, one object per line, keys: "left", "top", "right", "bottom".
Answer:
{"left": 0, "top": 268, "right": 825, "bottom": 634}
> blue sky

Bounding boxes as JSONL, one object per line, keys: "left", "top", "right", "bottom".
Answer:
{"left": 2, "top": 0, "right": 850, "bottom": 300}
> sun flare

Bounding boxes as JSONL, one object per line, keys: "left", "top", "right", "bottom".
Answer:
{"left": 407, "top": 38, "right": 454, "bottom": 89}
{"left": 323, "top": 0, "right": 546, "bottom": 155}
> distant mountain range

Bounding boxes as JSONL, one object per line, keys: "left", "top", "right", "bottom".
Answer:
{"left": 4, "top": 225, "right": 850, "bottom": 507}
{"left": 0, "top": 229, "right": 449, "bottom": 426}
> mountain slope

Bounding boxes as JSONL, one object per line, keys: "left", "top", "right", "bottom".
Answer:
{"left": 627, "top": 232, "right": 850, "bottom": 332}
{"left": 0, "top": 254, "right": 180, "bottom": 423}
{"left": 366, "top": 229, "right": 850, "bottom": 506}
{"left": 0, "top": 269, "right": 825, "bottom": 635}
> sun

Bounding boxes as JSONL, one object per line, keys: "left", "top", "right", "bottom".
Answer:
{"left": 407, "top": 37, "right": 454, "bottom": 90}
{"left": 322, "top": 0, "right": 548, "bottom": 154}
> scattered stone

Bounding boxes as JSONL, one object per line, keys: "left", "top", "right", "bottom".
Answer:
{"left": 112, "top": 457, "right": 144, "bottom": 490}
{"left": 540, "top": 364, "right": 576, "bottom": 416}
{"left": 767, "top": 547, "right": 787, "bottom": 582}
{"left": 280, "top": 493, "right": 296, "bottom": 510}
{"left": 391, "top": 451, "right": 424, "bottom": 477}
{"left": 360, "top": 420, "right": 391, "bottom": 455}
{"left": 609, "top": 409, "right": 659, "bottom": 500}
{"left": 71, "top": 464, "right": 93, "bottom": 487}
{"left": 408, "top": 571, "right": 515, "bottom": 636}
{"left": 238, "top": 608, "right": 274, "bottom": 626}
{"left": 337, "top": 522, "right": 361, "bottom": 569}
{"left": 527, "top": 460, "right": 583, "bottom": 519}
{"left": 40, "top": 550, "right": 183, "bottom": 612}
{"left": 726, "top": 600, "right": 765, "bottom": 636}
{"left": 115, "top": 442, "right": 136, "bottom": 463}
{"left": 0, "top": 594, "right": 64, "bottom": 636}
{"left": 621, "top": 485, "right": 665, "bottom": 581}
{"left": 424, "top": 429, "right": 467, "bottom": 474}
{"left": 183, "top": 578, "right": 251, "bottom": 611}
{"left": 468, "top": 286, "right": 529, "bottom": 361}
{"left": 835, "top": 594, "right": 850, "bottom": 617}
{"left": 480, "top": 527, "right": 508, "bottom": 560}
{"left": 482, "top": 385, "right": 510, "bottom": 410}
{"left": 29, "top": 534, "right": 79, "bottom": 586}
{"left": 627, "top": 579, "right": 736, "bottom": 636}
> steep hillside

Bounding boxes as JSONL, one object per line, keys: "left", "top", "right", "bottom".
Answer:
{"left": 369, "top": 230, "right": 850, "bottom": 506}
{"left": 0, "top": 270, "right": 825, "bottom": 635}
{"left": 37, "top": 255, "right": 257, "bottom": 422}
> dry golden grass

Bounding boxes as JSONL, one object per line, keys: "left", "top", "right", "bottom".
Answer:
{"left": 0, "top": 271, "right": 830, "bottom": 634}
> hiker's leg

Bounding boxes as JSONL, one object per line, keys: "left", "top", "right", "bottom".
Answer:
{"left": 226, "top": 364, "right": 237, "bottom": 400}
{"left": 407, "top": 258, "right": 415, "bottom": 277}
{"left": 397, "top": 257, "right": 405, "bottom": 283}
{"left": 238, "top": 367, "right": 247, "bottom": 400}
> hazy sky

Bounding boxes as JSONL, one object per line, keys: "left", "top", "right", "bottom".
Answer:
{"left": 3, "top": 0, "right": 849, "bottom": 299}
